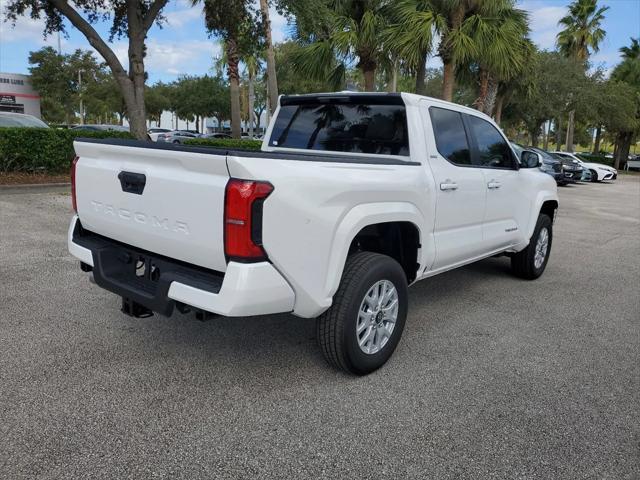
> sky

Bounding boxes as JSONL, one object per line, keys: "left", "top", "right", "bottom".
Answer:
{"left": 0, "top": 0, "right": 638, "bottom": 83}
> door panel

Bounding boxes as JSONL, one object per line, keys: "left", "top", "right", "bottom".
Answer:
{"left": 421, "top": 103, "right": 486, "bottom": 269}
{"left": 463, "top": 113, "right": 523, "bottom": 250}
{"left": 430, "top": 158, "right": 486, "bottom": 268}
{"left": 481, "top": 169, "right": 521, "bottom": 249}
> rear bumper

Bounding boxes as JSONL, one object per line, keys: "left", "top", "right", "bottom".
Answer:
{"left": 68, "top": 216, "right": 295, "bottom": 317}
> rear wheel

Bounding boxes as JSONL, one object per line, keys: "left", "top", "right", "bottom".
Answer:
{"left": 511, "top": 214, "right": 552, "bottom": 280}
{"left": 317, "top": 252, "right": 408, "bottom": 375}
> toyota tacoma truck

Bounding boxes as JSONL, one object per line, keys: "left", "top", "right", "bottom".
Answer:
{"left": 68, "top": 92, "right": 558, "bottom": 375}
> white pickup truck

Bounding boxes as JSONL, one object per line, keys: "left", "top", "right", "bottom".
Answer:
{"left": 68, "top": 92, "right": 558, "bottom": 374}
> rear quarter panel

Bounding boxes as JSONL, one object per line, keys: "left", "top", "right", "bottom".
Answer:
{"left": 226, "top": 155, "right": 432, "bottom": 317}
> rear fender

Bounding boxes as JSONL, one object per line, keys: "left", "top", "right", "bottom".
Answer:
{"left": 322, "top": 202, "right": 426, "bottom": 306}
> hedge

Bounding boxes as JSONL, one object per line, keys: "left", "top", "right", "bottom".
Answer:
{"left": 184, "top": 138, "right": 262, "bottom": 151}
{"left": 0, "top": 127, "right": 133, "bottom": 173}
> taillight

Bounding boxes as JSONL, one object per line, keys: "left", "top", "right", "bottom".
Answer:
{"left": 71, "top": 156, "right": 79, "bottom": 212}
{"left": 224, "top": 179, "right": 273, "bottom": 262}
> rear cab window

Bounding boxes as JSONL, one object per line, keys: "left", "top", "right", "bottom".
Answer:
{"left": 268, "top": 95, "right": 410, "bottom": 156}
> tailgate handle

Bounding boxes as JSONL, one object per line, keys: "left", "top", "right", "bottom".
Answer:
{"left": 118, "top": 171, "right": 146, "bottom": 195}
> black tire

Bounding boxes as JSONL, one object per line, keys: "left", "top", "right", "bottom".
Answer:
{"left": 590, "top": 170, "right": 598, "bottom": 182}
{"left": 511, "top": 214, "right": 553, "bottom": 280}
{"left": 316, "top": 252, "right": 408, "bottom": 375}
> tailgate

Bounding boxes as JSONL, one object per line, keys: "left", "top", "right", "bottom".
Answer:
{"left": 73, "top": 140, "right": 229, "bottom": 272}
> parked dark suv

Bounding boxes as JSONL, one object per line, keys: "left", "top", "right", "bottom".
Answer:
{"left": 552, "top": 153, "right": 584, "bottom": 182}
{"left": 511, "top": 143, "right": 566, "bottom": 185}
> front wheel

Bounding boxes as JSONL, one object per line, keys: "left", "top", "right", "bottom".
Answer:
{"left": 590, "top": 170, "right": 599, "bottom": 182}
{"left": 317, "top": 252, "right": 408, "bottom": 375}
{"left": 511, "top": 214, "right": 552, "bottom": 280}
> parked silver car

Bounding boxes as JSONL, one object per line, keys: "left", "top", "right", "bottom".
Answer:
{"left": 0, "top": 112, "right": 48, "bottom": 128}
{"left": 156, "top": 130, "right": 201, "bottom": 144}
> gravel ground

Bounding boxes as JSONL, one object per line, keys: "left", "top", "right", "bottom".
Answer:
{"left": 1, "top": 177, "right": 639, "bottom": 479}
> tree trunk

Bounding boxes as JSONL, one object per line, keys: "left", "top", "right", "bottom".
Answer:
{"left": 494, "top": 94, "right": 504, "bottom": 125}
{"left": 226, "top": 38, "right": 242, "bottom": 139}
{"left": 391, "top": 64, "right": 398, "bottom": 93}
{"left": 614, "top": 131, "right": 632, "bottom": 170}
{"left": 362, "top": 67, "right": 376, "bottom": 92}
{"left": 484, "top": 78, "right": 498, "bottom": 115}
{"left": 440, "top": 3, "right": 465, "bottom": 102}
{"left": 442, "top": 61, "right": 455, "bottom": 102}
{"left": 45, "top": 0, "right": 169, "bottom": 140}
{"left": 260, "top": 0, "right": 279, "bottom": 114}
{"left": 248, "top": 70, "right": 255, "bottom": 139}
{"left": 543, "top": 121, "right": 550, "bottom": 151}
{"left": 592, "top": 125, "right": 602, "bottom": 154}
{"left": 415, "top": 52, "right": 427, "bottom": 95}
{"left": 474, "top": 69, "right": 490, "bottom": 112}
{"left": 530, "top": 127, "right": 540, "bottom": 148}
{"left": 555, "top": 116, "right": 563, "bottom": 150}
{"left": 565, "top": 109, "right": 575, "bottom": 153}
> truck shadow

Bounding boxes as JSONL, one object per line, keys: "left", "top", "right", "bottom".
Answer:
{"left": 118, "top": 256, "right": 514, "bottom": 379}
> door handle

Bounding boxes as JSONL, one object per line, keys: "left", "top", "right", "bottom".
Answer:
{"left": 487, "top": 180, "right": 502, "bottom": 190}
{"left": 440, "top": 181, "right": 458, "bottom": 191}
{"left": 118, "top": 171, "right": 146, "bottom": 195}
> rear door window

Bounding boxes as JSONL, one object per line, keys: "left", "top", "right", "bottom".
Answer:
{"left": 429, "top": 107, "right": 471, "bottom": 166}
{"left": 269, "top": 99, "right": 409, "bottom": 155}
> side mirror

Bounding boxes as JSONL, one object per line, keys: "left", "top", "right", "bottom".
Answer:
{"left": 520, "top": 150, "right": 540, "bottom": 168}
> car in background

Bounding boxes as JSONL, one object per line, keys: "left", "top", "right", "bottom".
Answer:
{"left": 551, "top": 153, "right": 584, "bottom": 183}
{"left": 552, "top": 151, "right": 617, "bottom": 182}
{"left": 71, "top": 124, "right": 129, "bottom": 132}
{"left": 0, "top": 112, "right": 49, "bottom": 128}
{"left": 511, "top": 143, "right": 566, "bottom": 185}
{"left": 156, "top": 130, "right": 201, "bottom": 144}
{"left": 148, "top": 128, "right": 171, "bottom": 142}
{"left": 201, "top": 132, "right": 232, "bottom": 139}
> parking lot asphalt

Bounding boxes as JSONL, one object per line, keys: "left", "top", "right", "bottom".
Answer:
{"left": 1, "top": 176, "right": 639, "bottom": 479}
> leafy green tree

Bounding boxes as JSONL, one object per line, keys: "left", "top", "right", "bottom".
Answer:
{"left": 608, "top": 38, "right": 640, "bottom": 168}
{"left": 28, "top": 47, "right": 74, "bottom": 123}
{"left": 28, "top": 46, "right": 120, "bottom": 124}
{"left": 5, "top": 0, "right": 171, "bottom": 139}
{"left": 145, "top": 83, "right": 170, "bottom": 127}
{"left": 502, "top": 51, "right": 588, "bottom": 147}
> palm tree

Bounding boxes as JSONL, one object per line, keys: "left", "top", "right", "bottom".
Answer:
{"left": 291, "top": 0, "right": 387, "bottom": 91}
{"left": 557, "top": 0, "right": 609, "bottom": 61}
{"left": 385, "top": 0, "right": 522, "bottom": 101}
{"left": 259, "top": 0, "right": 279, "bottom": 114}
{"left": 556, "top": 0, "right": 608, "bottom": 152}
{"left": 620, "top": 37, "right": 640, "bottom": 61}
{"left": 467, "top": 3, "right": 530, "bottom": 114}
{"left": 194, "top": 0, "right": 256, "bottom": 138}
{"left": 384, "top": 0, "right": 443, "bottom": 95}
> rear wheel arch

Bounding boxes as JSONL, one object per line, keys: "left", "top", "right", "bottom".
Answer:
{"left": 347, "top": 221, "right": 421, "bottom": 284}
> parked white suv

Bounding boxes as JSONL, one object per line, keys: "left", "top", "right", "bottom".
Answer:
{"left": 68, "top": 92, "right": 558, "bottom": 374}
